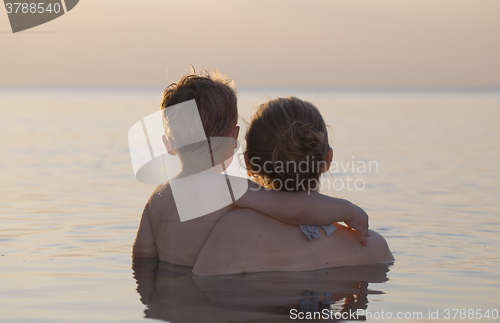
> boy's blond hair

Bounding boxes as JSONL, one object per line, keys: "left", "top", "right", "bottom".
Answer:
{"left": 161, "top": 69, "right": 238, "bottom": 143}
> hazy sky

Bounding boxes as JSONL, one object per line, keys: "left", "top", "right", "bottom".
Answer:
{"left": 1, "top": 0, "right": 499, "bottom": 88}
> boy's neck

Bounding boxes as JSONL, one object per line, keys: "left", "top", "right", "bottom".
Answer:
{"left": 176, "top": 138, "right": 236, "bottom": 179}
{"left": 176, "top": 155, "right": 231, "bottom": 179}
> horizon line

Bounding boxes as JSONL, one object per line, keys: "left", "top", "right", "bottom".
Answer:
{"left": 1, "top": 86, "right": 500, "bottom": 93}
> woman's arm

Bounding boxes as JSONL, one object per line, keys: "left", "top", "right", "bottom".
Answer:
{"left": 232, "top": 181, "right": 369, "bottom": 245}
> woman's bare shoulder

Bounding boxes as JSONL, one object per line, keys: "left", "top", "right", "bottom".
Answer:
{"left": 193, "top": 209, "right": 299, "bottom": 276}
{"left": 193, "top": 211, "right": 394, "bottom": 276}
{"left": 216, "top": 208, "right": 283, "bottom": 227}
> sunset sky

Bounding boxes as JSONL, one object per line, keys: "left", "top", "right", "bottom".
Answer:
{"left": 1, "top": 0, "right": 499, "bottom": 89}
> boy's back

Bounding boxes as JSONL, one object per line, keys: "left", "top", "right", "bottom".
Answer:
{"left": 145, "top": 182, "right": 237, "bottom": 266}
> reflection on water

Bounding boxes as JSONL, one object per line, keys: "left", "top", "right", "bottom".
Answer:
{"left": 133, "top": 259, "right": 391, "bottom": 322}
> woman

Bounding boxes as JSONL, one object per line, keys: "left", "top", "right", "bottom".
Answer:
{"left": 193, "top": 97, "right": 394, "bottom": 275}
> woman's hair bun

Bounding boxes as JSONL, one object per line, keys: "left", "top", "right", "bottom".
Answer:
{"left": 272, "top": 120, "right": 323, "bottom": 163}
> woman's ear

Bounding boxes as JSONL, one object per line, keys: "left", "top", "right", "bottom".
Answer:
{"left": 244, "top": 151, "right": 250, "bottom": 169}
{"left": 321, "top": 147, "right": 333, "bottom": 173}
{"left": 244, "top": 151, "right": 254, "bottom": 177}
{"left": 162, "top": 135, "right": 176, "bottom": 156}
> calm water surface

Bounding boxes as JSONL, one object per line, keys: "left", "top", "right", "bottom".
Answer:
{"left": 0, "top": 89, "right": 499, "bottom": 322}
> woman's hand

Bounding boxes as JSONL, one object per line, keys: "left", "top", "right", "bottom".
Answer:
{"left": 343, "top": 203, "right": 370, "bottom": 246}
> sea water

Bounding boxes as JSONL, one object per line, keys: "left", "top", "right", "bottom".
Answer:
{"left": 0, "top": 89, "right": 499, "bottom": 322}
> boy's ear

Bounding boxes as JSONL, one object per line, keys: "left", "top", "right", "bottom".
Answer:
{"left": 321, "top": 147, "right": 333, "bottom": 173}
{"left": 162, "top": 135, "right": 176, "bottom": 156}
{"left": 229, "top": 126, "right": 240, "bottom": 139}
{"left": 229, "top": 126, "right": 240, "bottom": 149}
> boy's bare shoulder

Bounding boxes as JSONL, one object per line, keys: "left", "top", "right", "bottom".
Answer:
{"left": 148, "top": 182, "right": 173, "bottom": 204}
{"left": 146, "top": 182, "right": 178, "bottom": 221}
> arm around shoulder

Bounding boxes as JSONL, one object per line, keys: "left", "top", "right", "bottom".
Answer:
{"left": 233, "top": 181, "right": 356, "bottom": 226}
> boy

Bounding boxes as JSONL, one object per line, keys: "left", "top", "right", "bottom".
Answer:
{"left": 132, "top": 70, "right": 369, "bottom": 266}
